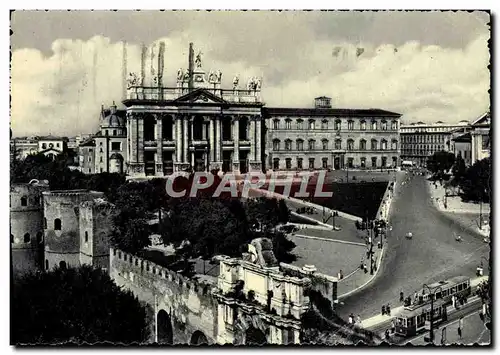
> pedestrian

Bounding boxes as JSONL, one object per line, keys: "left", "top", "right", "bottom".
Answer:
{"left": 391, "top": 320, "right": 395, "bottom": 334}
{"left": 385, "top": 329, "right": 390, "bottom": 341}
{"left": 458, "top": 317, "right": 463, "bottom": 339}
{"left": 386, "top": 304, "right": 391, "bottom": 316}
{"left": 348, "top": 313, "right": 354, "bottom": 326}
{"left": 382, "top": 305, "right": 386, "bottom": 316}
{"left": 356, "top": 315, "right": 362, "bottom": 326}
{"left": 400, "top": 291, "right": 404, "bottom": 302}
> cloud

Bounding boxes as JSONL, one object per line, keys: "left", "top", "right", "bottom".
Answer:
{"left": 10, "top": 31, "right": 489, "bottom": 137}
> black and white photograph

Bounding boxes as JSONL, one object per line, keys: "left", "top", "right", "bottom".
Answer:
{"left": 8, "top": 9, "right": 492, "bottom": 346}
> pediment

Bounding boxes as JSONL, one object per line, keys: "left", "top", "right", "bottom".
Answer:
{"left": 173, "top": 89, "right": 227, "bottom": 105}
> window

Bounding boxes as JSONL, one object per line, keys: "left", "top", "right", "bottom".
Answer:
{"left": 309, "top": 158, "right": 315, "bottom": 169}
{"left": 99, "top": 142, "right": 103, "bottom": 146}
{"left": 371, "top": 139, "right": 378, "bottom": 150}
{"left": 381, "top": 140, "right": 387, "bottom": 150}
{"left": 100, "top": 156, "right": 103, "bottom": 163}
{"left": 89, "top": 149, "right": 93, "bottom": 152}
{"left": 85, "top": 231, "right": 89, "bottom": 243}
{"left": 347, "top": 139, "right": 354, "bottom": 151}
{"left": 391, "top": 140, "right": 398, "bottom": 150}
{"left": 360, "top": 120, "right": 366, "bottom": 130}
{"left": 371, "top": 120, "right": 377, "bottom": 130}
{"left": 273, "top": 158, "right": 280, "bottom": 170}
{"left": 321, "top": 120, "right": 328, "bottom": 130}
{"left": 308, "top": 120, "right": 315, "bottom": 130}
{"left": 297, "top": 158, "right": 303, "bottom": 169}
{"left": 322, "top": 139, "right": 329, "bottom": 150}
{"left": 371, "top": 157, "right": 377, "bottom": 167}
{"left": 285, "top": 158, "right": 292, "bottom": 169}
{"left": 382, "top": 157, "right": 387, "bottom": 167}
{"left": 21, "top": 196, "right": 27, "bottom": 206}
{"left": 335, "top": 139, "right": 342, "bottom": 150}
{"left": 45, "top": 260, "right": 49, "bottom": 270}
{"left": 88, "top": 169, "right": 91, "bottom": 173}
{"left": 54, "top": 218, "right": 62, "bottom": 231}
{"left": 59, "top": 261, "right": 67, "bottom": 270}
{"left": 113, "top": 130, "right": 117, "bottom": 136}
{"left": 348, "top": 120, "right": 354, "bottom": 130}
{"left": 392, "top": 157, "right": 398, "bottom": 167}
{"left": 24, "top": 233, "right": 30, "bottom": 243}
{"left": 482, "top": 135, "right": 490, "bottom": 150}
{"left": 360, "top": 157, "right": 366, "bottom": 168}
{"left": 99, "top": 148, "right": 103, "bottom": 153}
{"left": 56, "top": 143, "right": 60, "bottom": 148}
{"left": 381, "top": 120, "right": 387, "bottom": 130}
{"left": 273, "top": 119, "right": 280, "bottom": 130}
{"left": 360, "top": 139, "right": 367, "bottom": 150}
{"left": 111, "top": 142, "right": 121, "bottom": 151}
{"left": 285, "top": 139, "right": 292, "bottom": 151}
{"left": 88, "top": 157, "right": 92, "bottom": 162}
{"left": 347, "top": 158, "right": 354, "bottom": 168}
{"left": 308, "top": 140, "right": 316, "bottom": 150}
{"left": 285, "top": 119, "right": 292, "bottom": 130}
{"left": 297, "top": 139, "right": 304, "bottom": 151}
{"left": 105, "top": 130, "right": 109, "bottom": 136}
{"left": 42, "top": 143, "right": 47, "bottom": 149}
{"left": 273, "top": 139, "right": 281, "bottom": 151}
{"left": 334, "top": 119, "right": 341, "bottom": 130}
{"left": 322, "top": 158, "right": 328, "bottom": 169}
{"left": 297, "top": 119, "right": 303, "bottom": 130}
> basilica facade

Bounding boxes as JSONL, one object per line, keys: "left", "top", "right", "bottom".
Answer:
{"left": 80, "top": 43, "right": 402, "bottom": 177}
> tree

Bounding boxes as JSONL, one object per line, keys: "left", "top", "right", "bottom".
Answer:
{"left": 111, "top": 212, "right": 151, "bottom": 254}
{"left": 12, "top": 265, "right": 149, "bottom": 344}
{"left": 459, "top": 157, "right": 491, "bottom": 202}
{"left": 451, "top": 153, "right": 467, "bottom": 187}
{"left": 426, "top": 151, "right": 455, "bottom": 177}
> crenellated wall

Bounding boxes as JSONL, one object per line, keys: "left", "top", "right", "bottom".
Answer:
{"left": 109, "top": 248, "right": 218, "bottom": 345}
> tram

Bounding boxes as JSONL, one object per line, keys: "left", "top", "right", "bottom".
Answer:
{"left": 394, "top": 298, "right": 448, "bottom": 337}
{"left": 415, "top": 276, "right": 471, "bottom": 305}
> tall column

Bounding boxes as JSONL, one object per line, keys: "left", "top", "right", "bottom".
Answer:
{"left": 155, "top": 115, "right": 164, "bottom": 176}
{"left": 215, "top": 117, "right": 222, "bottom": 162}
{"left": 255, "top": 117, "right": 262, "bottom": 163}
{"left": 209, "top": 118, "right": 215, "bottom": 162}
{"left": 175, "top": 115, "right": 182, "bottom": 164}
{"left": 249, "top": 118, "right": 256, "bottom": 162}
{"left": 137, "top": 117, "right": 144, "bottom": 163}
{"left": 232, "top": 116, "right": 240, "bottom": 172}
{"left": 183, "top": 115, "right": 189, "bottom": 164}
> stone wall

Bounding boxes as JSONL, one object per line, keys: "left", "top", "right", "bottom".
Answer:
{"left": 109, "top": 248, "right": 218, "bottom": 344}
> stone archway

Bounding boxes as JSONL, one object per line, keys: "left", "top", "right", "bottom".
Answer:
{"left": 233, "top": 313, "right": 269, "bottom": 345}
{"left": 190, "top": 330, "right": 208, "bottom": 345}
{"left": 157, "top": 309, "right": 173, "bottom": 344}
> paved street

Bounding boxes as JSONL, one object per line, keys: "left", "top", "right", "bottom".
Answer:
{"left": 337, "top": 173, "right": 490, "bottom": 319}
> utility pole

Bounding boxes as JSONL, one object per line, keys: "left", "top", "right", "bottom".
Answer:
{"left": 423, "top": 284, "right": 442, "bottom": 344}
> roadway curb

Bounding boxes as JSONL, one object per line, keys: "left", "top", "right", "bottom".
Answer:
{"left": 290, "top": 211, "right": 333, "bottom": 229}
{"left": 292, "top": 234, "right": 366, "bottom": 247}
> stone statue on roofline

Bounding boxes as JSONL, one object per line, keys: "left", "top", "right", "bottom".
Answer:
{"left": 195, "top": 51, "right": 203, "bottom": 68}
{"left": 177, "top": 68, "right": 183, "bottom": 82}
{"left": 233, "top": 75, "right": 239, "bottom": 90}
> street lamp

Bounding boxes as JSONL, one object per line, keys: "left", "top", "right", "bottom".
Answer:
{"left": 422, "top": 284, "right": 443, "bottom": 344}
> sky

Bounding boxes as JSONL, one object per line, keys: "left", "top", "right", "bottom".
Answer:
{"left": 10, "top": 10, "right": 490, "bottom": 137}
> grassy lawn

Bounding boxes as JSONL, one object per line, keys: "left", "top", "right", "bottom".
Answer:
{"left": 264, "top": 181, "right": 388, "bottom": 220}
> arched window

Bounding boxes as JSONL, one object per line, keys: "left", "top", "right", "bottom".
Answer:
{"left": 321, "top": 120, "right": 328, "bottom": 130}
{"left": 285, "top": 119, "right": 292, "bottom": 130}
{"left": 322, "top": 139, "right": 329, "bottom": 150}
{"left": 334, "top": 119, "right": 341, "bottom": 131}
{"left": 391, "top": 120, "right": 398, "bottom": 130}
{"left": 371, "top": 120, "right": 378, "bottom": 130}
{"left": 273, "top": 119, "right": 280, "bottom": 130}
{"left": 296, "top": 139, "right": 304, "bottom": 151}
{"left": 296, "top": 119, "right": 303, "bottom": 130}
{"left": 273, "top": 158, "right": 280, "bottom": 170}
{"left": 21, "top": 196, "right": 27, "bottom": 206}
{"left": 381, "top": 120, "right": 388, "bottom": 130}
{"left": 85, "top": 231, "right": 89, "bottom": 243}
{"left": 347, "top": 120, "right": 354, "bottom": 130}
{"left": 24, "top": 233, "right": 30, "bottom": 243}
{"left": 54, "top": 218, "right": 62, "bottom": 231}
{"left": 381, "top": 139, "right": 388, "bottom": 150}
{"left": 360, "top": 139, "right": 367, "bottom": 150}
{"left": 285, "top": 139, "right": 292, "bottom": 151}
{"left": 308, "top": 120, "right": 315, "bottom": 130}
{"left": 391, "top": 140, "right": 398, "bottom": 150}
{"left": 360, "top": 120, "right": 366, "bottom": 130}
{"left": 347, "top": 139, "right": 354, "bottom": 151}
{"left": 335, "top": 139, "right": 342, "bottom": 150}
{"left": 308, "top": 139, "right": 316, "bottom": 150}
{"left": 273, "top": 139, "right": 281, "bottom": 151}
{"left": 371, "top": 139, "right": 378, "bottom": 150}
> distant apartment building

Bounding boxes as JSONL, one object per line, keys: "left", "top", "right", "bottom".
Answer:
{"left": 452, "top": 112, "right": 490, "bottom": 166}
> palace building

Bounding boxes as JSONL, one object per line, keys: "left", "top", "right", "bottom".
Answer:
{"left": 79, "top": 43, "right": 402, "bottom": 177}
